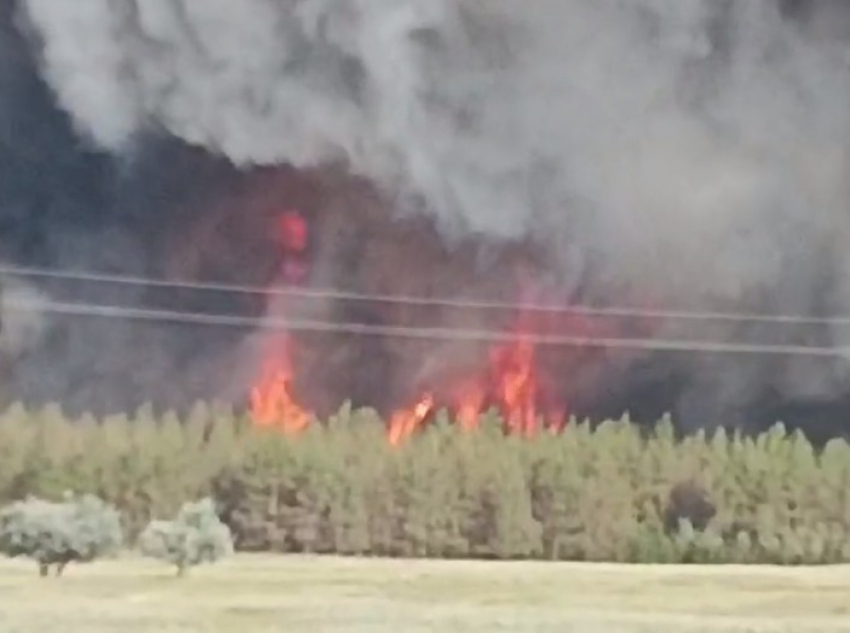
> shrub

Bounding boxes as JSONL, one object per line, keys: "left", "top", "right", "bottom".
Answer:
{"left": 0, "top": 493, "right": 123, "bottom": 576}
{"left": 138, "top": 498, "right": 233, "bottom": 576}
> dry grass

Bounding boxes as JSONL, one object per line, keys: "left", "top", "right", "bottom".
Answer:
{"left": 0, "top": 555, "right": 846, "bottom": 632}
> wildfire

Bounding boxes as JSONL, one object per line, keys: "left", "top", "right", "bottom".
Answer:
{"left": 250, "top": 209, "right": 568, "bottom": 443}
{"left": 454, "top": 379, "right": 487, "bottom": 432}
{"left": 489, "top": 338, "right": 539, "bottom": 437}
{"left": 249, "top": 336, "right": 311, "bottom": 434}
{"left": 249, "top": 209, "right": 313, "bottom": 433}
{"left": 383, "top": 334, "right": 561, "bottom": 444}
{"left": 387, "top": 393, "right": 436, "bottom": 447}
{"left": 248, "top": 329, "right": 563, "bottom": 443}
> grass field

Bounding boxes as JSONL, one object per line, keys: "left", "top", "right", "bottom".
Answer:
{"left": 0, "top": 555, "right": 846, "bottom": 632}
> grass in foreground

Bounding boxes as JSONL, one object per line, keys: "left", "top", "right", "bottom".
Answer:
{"left": 0, "top": 555, "right": 846, "bottom": 632}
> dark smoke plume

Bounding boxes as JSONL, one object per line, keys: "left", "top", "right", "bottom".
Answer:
{"left": 2, "top": 0, "right": 850, "bottom": 438}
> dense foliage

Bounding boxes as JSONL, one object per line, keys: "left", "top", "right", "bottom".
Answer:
{"left": 139, "top": 498, "right": 233, "bottom": 576}
{"left": 0, "top": 402, "right": 849, "bottom": 564}
{"left": 0, "top": 492, "right": 123, "bottom": 576}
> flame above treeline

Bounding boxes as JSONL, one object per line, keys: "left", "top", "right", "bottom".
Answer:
{"left": 249, "top": 208, "right": 573, "bottom": 444}
{"left": 250, "top": 330, "right": 564, "bottom": 445}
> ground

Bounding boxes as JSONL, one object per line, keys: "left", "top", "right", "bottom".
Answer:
{"left": 0, "top": 555, "right": 847, "bottom": 632}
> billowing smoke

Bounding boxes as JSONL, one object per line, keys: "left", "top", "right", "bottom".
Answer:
{"left": 20, "top": 1, "right": 850, "bottom": 279}
{"left": 2, "top": 0, "right": 850, "bottom": 436}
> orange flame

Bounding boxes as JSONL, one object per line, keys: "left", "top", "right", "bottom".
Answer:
{"left": 455, "top": 379, "right": 486, "bottom": 432}
{"left": 489, "top": 338, "right": 540, "bottom": 437}
{"left": 248, "top": 209, "right": 313, "bottom": 434}
{"left": 251, "top": 213, "right": 571, "bottom": 443}
{"left": 249, "top": 331, "right": 564, "bottom": 442}
{"left": 387, "top": 393, "right": 435, "bottom": 447}
{"left": 249, "top": 337, "right": 311, "bottom": 434}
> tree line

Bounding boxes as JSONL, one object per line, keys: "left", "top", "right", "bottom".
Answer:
{"left": 0, "top": 401, "right": 848, "bottom": 565}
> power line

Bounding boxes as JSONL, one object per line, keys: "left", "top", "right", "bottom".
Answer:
{"left": 0, "top": 263, "right": 847, "bottom": 326}
{"left": 2, "top": 295, "right": 848, "bottom": 358}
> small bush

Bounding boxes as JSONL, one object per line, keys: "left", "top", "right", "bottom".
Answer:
{"left": 138, "top": 498, "right": 233, "bottom": 576}
{"left": 0, "top": 493, "right": 123, "bottom": 576}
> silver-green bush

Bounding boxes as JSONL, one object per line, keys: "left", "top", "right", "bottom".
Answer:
{"left": 138, "top": 498, "right": 233, "bottom": 576}
{"left": 0, "top": 493, "right": 123, "bottom": 576}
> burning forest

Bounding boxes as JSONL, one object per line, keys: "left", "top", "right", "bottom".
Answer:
{"left": 0, "top": 0, "right": 850, "bottom": 442}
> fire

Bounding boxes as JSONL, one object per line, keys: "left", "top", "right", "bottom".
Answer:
{"left": 248, "top": 321, "right": 563, "bottom": 444}
{"left": 387, "top": 393, "right": 435, "bottom": 447}
{"left": 384, "top": 332, "right": 560, "bottom": 444}
{"left": 249, "top": 336, "right": 311, "bottom": 434}
{"left": 454, "top": 379, "right": 486, "bottom": 432}
{"left": 251, "top": 210, "right": 569, "bottom": 443}
{"left": 488, "top": 338, "right": 540, "bottom": 437}
{"left": 446, "top": 335, "right": 560, "bottom": 437}
{"left": 249, "top": 330, "right": 561, "bottom": 443}
{"left": 248, "top": 209, "right": 313, "bottom": 432}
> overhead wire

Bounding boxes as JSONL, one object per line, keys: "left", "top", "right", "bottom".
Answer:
{"left": 0, "top": 263, "right": 849, "bottom": 325}
{"left": 1, "top": 295, "right": 848, "bottom": 358}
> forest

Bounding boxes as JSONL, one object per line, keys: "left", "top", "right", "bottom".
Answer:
{"left": 2, "top": 401, "right": 849, "bottom": 565}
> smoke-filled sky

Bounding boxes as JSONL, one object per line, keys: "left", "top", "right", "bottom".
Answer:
{"left": 20, "top": 0, "right": 850, "bottom": 301}
{"left": 3, "top": 0, "right": 850, "bottom": 431}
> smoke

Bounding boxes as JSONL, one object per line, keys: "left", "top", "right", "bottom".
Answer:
{"left": 18, "top": 1, "right": 850, "bottom": 293}
{"left": 3, "top": 0, "right": 850, "bottom": 431}
{"left": 0, "top": 279, "right": 47, "bottom": 359}
{"left": 0, "top": 0, "right": 263, "bottom": 413}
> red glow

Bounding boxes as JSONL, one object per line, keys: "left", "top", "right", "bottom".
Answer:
{"left": 276, "top": 210, "right": 309, "bottom": 253}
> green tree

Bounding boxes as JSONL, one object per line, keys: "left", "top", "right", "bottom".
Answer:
{"left": 0, "top": 493, "right": 123, "bottom": 576}
{"left": 138, "top": 498, "right": 233, "bottom": 577}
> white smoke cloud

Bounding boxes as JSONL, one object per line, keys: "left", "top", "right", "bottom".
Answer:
{"left": 20, "top": 0, "right": 850, "bottom": 301}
